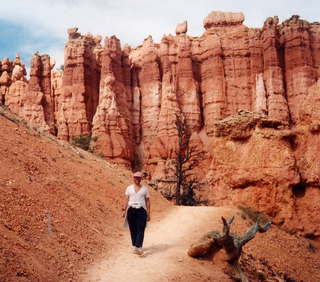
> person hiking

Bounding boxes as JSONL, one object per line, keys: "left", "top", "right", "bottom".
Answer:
{"left": 122, "top": 171, "right": 150, "bottom": 255}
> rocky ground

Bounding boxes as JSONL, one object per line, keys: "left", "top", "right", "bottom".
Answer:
{"left": 1, "top": 107, "right": 320, "bottom": 281}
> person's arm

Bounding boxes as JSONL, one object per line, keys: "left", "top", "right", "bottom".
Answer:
{"left": 122, "top": 195, "right": 129, "bottom": 218}
{"left": 146, "top": 197, "right": 151, "bottom": 221}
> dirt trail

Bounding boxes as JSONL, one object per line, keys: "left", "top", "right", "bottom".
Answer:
{"left": 82, "top": 206, "right": 238, "bottom": 282}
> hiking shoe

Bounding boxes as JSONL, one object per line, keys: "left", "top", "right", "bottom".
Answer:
{"left": 136, "top": 248, "right": 145, "bottom": 256}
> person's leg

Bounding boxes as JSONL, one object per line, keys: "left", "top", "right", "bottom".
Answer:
{"left": 135, "top": 208, "right": 147, "bottom": 248}
{"left": 127, "top": 208, "right": 138, "bottom": 247}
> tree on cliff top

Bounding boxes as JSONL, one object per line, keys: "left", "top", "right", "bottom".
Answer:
{"left": 174, "top": 113, "right": 205, "bottom": 205}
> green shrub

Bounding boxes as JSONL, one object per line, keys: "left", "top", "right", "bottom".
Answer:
{"left": 72, "top": 135, "right": 98, "bottom": 152}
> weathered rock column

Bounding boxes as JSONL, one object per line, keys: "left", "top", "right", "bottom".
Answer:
{"left": 261, "top": 16, "right": 290, "bottom": 123}
{"left": 0, "top": 70, "right": 11, "bottom": 104}
{"left": 58, "top": 28, "right": 101, "bottom": 140}
{"left": 129, "top": 36, "right": 162, "bottom": 161}
{"left": 193, "top": 26, "right": 226, "bottom": 135}
{"left": 5, "top": 55, "right": 28, "bottom": 117}
{"left": 91, "top": 36, "right": 133, "bottom": 165}
{"left": 280, "top": 15, "right": 317, "bottom": 124}
{"left": 176, "top": 22, "right": 201, "bottom": 132}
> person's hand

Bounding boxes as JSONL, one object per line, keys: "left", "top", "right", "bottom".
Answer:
{"left": 147, "top": 213, "right": 150, "bottom": 222}
{"left": 122, "top": 210, "right": 126, "bottom": 218}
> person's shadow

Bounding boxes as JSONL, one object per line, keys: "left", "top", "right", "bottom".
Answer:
{"left": 143, "top": 243, "right": 172, "bottom": 256}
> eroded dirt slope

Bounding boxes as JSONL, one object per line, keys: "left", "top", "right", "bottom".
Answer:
{"left": 0, "top": 107, "right": 170, "bottom": 282}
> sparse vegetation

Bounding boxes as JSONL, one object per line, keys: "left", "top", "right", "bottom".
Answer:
{"left": 0, "top": 105, "right": 21, "bottom": 124}
{"left": 308, "top": 242, "right": 317, "bottom": 253}
{"left": 98, "top": 152, "right": 105, "bottom": 159}
{"left": 72, "top": 134, "right": 98, "bottom": 152}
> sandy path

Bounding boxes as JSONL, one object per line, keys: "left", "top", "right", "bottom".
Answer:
{"left": 82, "top": 206, "right": 238, "bottom": 282}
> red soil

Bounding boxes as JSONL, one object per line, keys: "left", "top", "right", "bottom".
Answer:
{"left": 0, "top": 107, "right": 169, "bottom": 281}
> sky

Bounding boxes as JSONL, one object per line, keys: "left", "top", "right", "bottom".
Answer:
{"left": 0, "top": 0, "right": 319, "bottom": 71}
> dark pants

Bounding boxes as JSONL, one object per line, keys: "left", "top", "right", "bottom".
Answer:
{"left": 127, "top": 207, "right": 147, "bottom": 248}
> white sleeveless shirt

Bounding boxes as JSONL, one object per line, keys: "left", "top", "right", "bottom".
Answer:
{"left": 125, "top": 184, "right": 150, "bottom": 210}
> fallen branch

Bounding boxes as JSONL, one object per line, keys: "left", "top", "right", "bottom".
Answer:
{"left": 187, "top": 216, "right": 272, "bottom": 281}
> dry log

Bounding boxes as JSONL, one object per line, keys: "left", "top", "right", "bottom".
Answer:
{"left": 188, "top": 216, "right": 272, "bottom": 281}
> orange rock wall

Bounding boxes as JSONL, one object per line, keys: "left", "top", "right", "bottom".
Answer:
{"left": 57, "top": 28, "right": 102, "bottom": 140}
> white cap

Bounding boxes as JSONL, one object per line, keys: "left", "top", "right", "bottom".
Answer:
{"left": 133, "top": 171, "right": 143, "bottom": 178}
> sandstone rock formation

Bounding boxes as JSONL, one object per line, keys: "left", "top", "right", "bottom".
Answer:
{"left": 280, "top": 16, "right": 317, "bottom": 124}
{"left": 261, "top": 17, "right": 290, "bottom": 123}
{"left": 1, "top": 57, "right": 12, "bottom": 73}
{"left": 205, "top": 110, "right": 320, "bottom": 237}
{"left": 0, "top": 71, "right": 10, "bottom": 104}
{"left": 1, "top": 11, "right": 320, "bottom": 238}
{"left": 148, "top": 34, "right": 181, "bottom": 162}
{"left": 5, "top": 80, "right": 28, "bottom": 115}
{"left": 58, "top": 28, "right": 102, "bottom": 140}
{"left": 129, "top": 35, "right": 162, "bottom": 165}
{"left": 91, "top": 36, "right": 133, "bottom": 165}
{"left": 2, "top": 53, "right": 56, "bottom": 132}
{"left": 24, "top": 53, "right": 54, "bottom": 132}
{"left": 176, "top": 21, "right": 187, "bottom": 35}
{"left": 3, "top": 55, "right": 28, "bottom": 116}
{"left": 204, "top": 11, "right": 245, "bottom": 29}
{"left": 51, "top": 70, "right": 64, "bottom": 134}
{"left": 0, "top": 58, "right": 11, "bottom": 104}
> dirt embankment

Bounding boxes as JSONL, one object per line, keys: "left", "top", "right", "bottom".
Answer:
{"left": 0, "top": 107, "right": 169, "bottom": 282}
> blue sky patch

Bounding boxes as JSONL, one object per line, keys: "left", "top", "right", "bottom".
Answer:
{"left": 0, "top": 19, "right": 64, "bottom": 70}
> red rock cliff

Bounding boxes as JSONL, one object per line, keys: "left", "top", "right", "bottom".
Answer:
{"left": 91, "top": 36, "right": 133, "bottom": 165}
{"left": 56, "top": 27, "right": 102, "bottom": 140}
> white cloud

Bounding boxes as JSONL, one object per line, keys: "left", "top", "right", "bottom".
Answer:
{"left": 1, "top": 0, "right": 319, "bottom": 67}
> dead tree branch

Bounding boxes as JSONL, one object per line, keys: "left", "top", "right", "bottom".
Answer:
{"left": 173, "top": 113, "right": 205, "bottom": 205}
{"left": 188, "top": 216, "right": 272, "bottom": 282}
